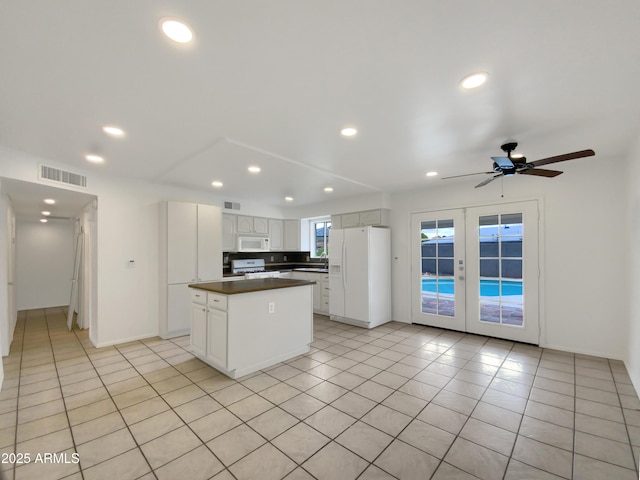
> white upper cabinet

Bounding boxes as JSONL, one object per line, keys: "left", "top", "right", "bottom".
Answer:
{"left": 236, "top": 215, "right": 254, "bottom": 234}
{"left": 269, "top": 219, "right": 284, "bottom": 250}
{"left": 340, "top": 212, "right": 360, "bottom": 228}
{"left": 167, "top": 202, "right": 198, "bottom": 284}
{"left": 253, "top": 217, "right": 269, "bottom": 234}
{"left": 197, "top": 204, "right": 222, "bottom": 281}
{"left": 222, "top": 214, "right": 237, "bottom": 251}
{"left": 284, "top": 220, "right": 300, "bottom": 250}
{"left": 223, "top": 214, "right": 300, "bottom": 251}
{"left": 166, "top": 202, "right": 222, "bottom": 284}
{"left": 359, "top": 209, "right": 385, "bottom": 226}
{"left": 331, "top": 208, "right": 390, "bottom": 228}
{"left": 236, "top": 215, "right": 269, "bottom": 235}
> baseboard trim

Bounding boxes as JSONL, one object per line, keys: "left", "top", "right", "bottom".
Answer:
{"left": 540, "top": 342, "right": 625, "bottom": 362}
{"left": 93, "top": 332, "right": 160, "bottom": 349}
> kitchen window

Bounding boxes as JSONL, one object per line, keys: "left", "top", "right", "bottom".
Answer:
{"left": 312, "top": 219, "right": 331, "bottom": 257}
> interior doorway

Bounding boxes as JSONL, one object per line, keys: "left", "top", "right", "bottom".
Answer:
{"left": 411, "top": 200, "right": 540, "bottom": 344}
{"left": 1, "top": 177, "right": 97, "bottom": 349}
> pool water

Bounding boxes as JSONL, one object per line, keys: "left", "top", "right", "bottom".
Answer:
{"left": 422, "top": 278, "right": 522, "bottom": 296}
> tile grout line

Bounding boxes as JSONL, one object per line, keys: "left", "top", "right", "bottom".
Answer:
{"left": 43, "top": 307, "right": 85, "bottom": 480}
{"left": 67, "top": 315, "right": 160, "bottom": 479}
{"left": 498, "top": 341, "right": 531, "bottom": 480}
{"left": 610, "top": 357, "right": 640, "bottom": 474}
{"left": 111, "top": 334, "right": 255, "bottom": 479}
{"left": 5, "top": 311, "right": 640, "bottom": 480}
{"left": 432, "top": 336, "right": 513, "bottom": 480}
{"left": 7, "top": 311, "right": 26, "bottom": 480}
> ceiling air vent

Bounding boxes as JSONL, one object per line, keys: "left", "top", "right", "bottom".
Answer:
{"left": 224, "top": 201, "right": 241, "bottom": 210}
{"left": 39, "top": 165, "right": 87, "bottom": 188}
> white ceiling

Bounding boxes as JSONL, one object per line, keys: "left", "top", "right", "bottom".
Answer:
{"left": 1, "top": 1, "right": 639, "bottom": 209}
{"left": 0, "top": 177, "right": 95, "bottom": 222}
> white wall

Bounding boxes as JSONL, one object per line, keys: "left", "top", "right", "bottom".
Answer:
{"left": 389, "top": 159, "right": 629, "bottom": 360}
{"left": 0, "top": 195, "right": 16, "bottom": 390}
{"left": 293, "top": 156, "right": 630, "bottom": 361}
{"left": 0, "top": 143, "right": 633, "bottom": 363}
{"left": 627, "top": 135, "right": 640, "bottom": 392}
{"left": 16, "top": 219, "right": 74, "bottom": 310}
{"left": 0, "top": 145, "right": 285, "bottom": 348}
{"left": 284, "top": 192, "right": 389, "bottom": 219}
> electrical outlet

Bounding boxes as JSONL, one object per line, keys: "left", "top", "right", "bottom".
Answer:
{"left": 268, "top": 302, "right": 275, "bottom": 314}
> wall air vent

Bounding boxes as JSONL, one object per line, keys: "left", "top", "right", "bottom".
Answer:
{"left": 39, "top": 165, "right": 87, "bottom": 188}
{"left": 224, "top": 201, "right": 241, "bottom": 210}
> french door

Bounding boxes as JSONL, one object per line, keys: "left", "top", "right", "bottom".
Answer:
{"left": 411, "top": 200, "right": 539, "bottom": 344}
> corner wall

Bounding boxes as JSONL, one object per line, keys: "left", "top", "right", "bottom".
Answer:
{"left": 627, "top": 135, "right": 640, "bottom": 392}
{"left": 0, "top": 145, "right": 285, "bottom": 348}
{"left": 390, "top": 158, "right": 629, "bottom": 360}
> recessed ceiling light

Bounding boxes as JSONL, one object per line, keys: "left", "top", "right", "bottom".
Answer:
{"left": 211, "top": 181, "right": 223, "bottom": 188}
{"left": 284, "top": 196, "right": 294, "bottom": 202}
{"left": 102, "top": 125, "right": 125, "bottom": 137}
{"left": 340, "top": 127, "right": 358, "bottom": 137}
{"left": 85, "top": 154, "right": 104, "bottom": 163}
{"left": 426, "top": 171, "right": 438, "bottom": 177}
{"left": 160, "top": 18, "right": 194, "bottom": 43}
{"left": 44, "top": 199, "right": 55, "bottom": 205}
{"left": 40, "top": 218, "right": 48, "bottom": 223}
{"left": 248, "top": 166, "right": 261, "bottom": 174}
{"left": 460, "top": 72, "right": 488, "bottom": 89}
{"left": 41, "top": 211, "right": 51, "bottom": 216}
{"left": 324, "top": 187, "right": 334, "bottom": 193}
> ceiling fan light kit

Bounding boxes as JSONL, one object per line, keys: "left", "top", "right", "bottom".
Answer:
{"left": 442, "top": 141, "right": 595, "bottom": 189}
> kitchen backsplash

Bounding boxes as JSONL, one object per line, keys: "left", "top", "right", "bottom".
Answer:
{"left": 223, "top": 251, "right": 316, "bottom": 272}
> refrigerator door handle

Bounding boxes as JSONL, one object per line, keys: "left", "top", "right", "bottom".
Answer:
{"left": 342, "top": 239, "right": 347, "bottom": 290}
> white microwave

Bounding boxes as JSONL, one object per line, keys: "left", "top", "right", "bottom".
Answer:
{"left": 237, "top": 236, "right": 270, "bottom": 252}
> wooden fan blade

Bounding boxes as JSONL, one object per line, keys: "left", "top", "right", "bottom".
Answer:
{"left": 475, "top": 174, "right": 502, "bottom": 188}
{"left": 520, "top": 168, "right": 563, "bottom": 178}
{"left": 442, "top": 171, "right": 493, "bottom": 180}
{"left": 529, "top": 149, "right": 595, "bottom": 167}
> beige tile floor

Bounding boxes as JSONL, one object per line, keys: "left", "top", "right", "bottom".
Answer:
{"left": 1, "top": 307, "right": 639, "bottom": 480}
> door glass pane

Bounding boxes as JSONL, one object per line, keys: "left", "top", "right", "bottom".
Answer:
{"left": 421, "top": 219, "right": 455, "bottom": 316}
{"left": 478, "top": 213, "right": 523, "bottom": 326}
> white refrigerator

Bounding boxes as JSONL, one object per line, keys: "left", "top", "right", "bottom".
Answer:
{"left": 329, "top": 226, "right": 391, "bottom": 328}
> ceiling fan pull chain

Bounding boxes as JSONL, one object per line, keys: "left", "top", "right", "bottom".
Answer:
{"left": 501, "top": 175, "right": 504, "bottom": 198}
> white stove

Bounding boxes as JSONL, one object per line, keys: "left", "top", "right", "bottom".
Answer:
{"left": 231, "top": 259, "right": 280, "bottom": 279}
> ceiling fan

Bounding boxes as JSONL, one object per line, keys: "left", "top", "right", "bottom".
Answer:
{"left": 443, "top": 142, "right": 595, "bottom": 188}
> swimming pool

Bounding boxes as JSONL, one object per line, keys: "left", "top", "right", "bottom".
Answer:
{"left": 422, "top": 278, "right": 522, "bottom": 296}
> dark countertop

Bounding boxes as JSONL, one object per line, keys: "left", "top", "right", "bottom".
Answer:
{"left": 189, "top": 278, "right": 316, "bottom": 295}
{"left": 293, "top": 268, "right": 329, "bottom": 273}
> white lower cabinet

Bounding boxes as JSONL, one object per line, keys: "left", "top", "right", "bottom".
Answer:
{"left": 190, "top": 303, "right": 207, "bottom": 357}
{"left": 189, "top": 284, "right": 313, "bottom": 378}
{"left": 207, "top": 308, "right": 227, "bottom": 367}
{"left": 190, "top": 292, "right": 228, "bottom": 370}
{"left": 290, "top": 271, "right": 329, "bottom": 315}
{"left": 321, "top": 275, "right": 330, "bottom": 314}
{"left": 190, "top": 290, "right": 207, "bottom": 357}
{"left": 167, "top": 284, "right": 193, "bottom": 337}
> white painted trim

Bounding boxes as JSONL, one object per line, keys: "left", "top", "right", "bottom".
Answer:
{"left": 541, "top": 343, "right": 626, "bottom": 362}
{"left": 92, "top": 332, "right": 159, "bottom": 349}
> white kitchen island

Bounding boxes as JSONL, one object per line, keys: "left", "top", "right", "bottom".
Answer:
{"left": 188, "top": 278, "right": 315, "bottom": 379}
